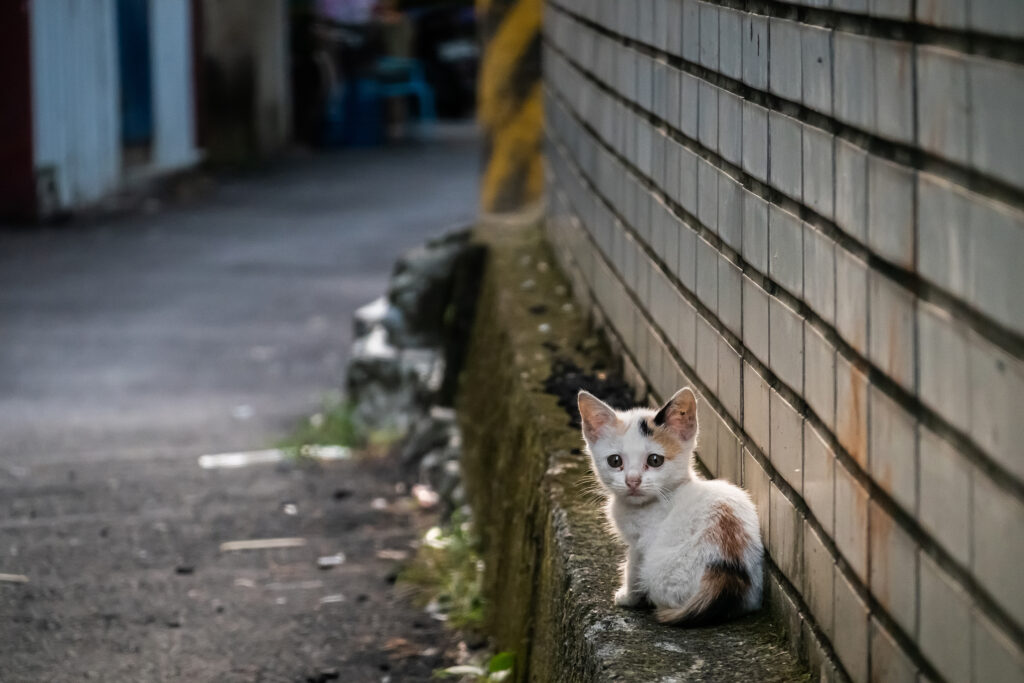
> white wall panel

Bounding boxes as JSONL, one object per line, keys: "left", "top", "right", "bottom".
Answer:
{"left": 150, "top": 0, "right": 198, "bottom": 171}
{"left": 31, "top": 0, "right": 121, "bottom": 209}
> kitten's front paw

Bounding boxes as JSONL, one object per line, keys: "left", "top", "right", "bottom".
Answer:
{"left": 614, "top": 586, "right": 642, "bottom": 608}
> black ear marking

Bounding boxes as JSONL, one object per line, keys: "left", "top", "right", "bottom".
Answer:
{"left": 652, "top": 405, "right": 669, "bottom": 427}
{"left": 639, "top": 418, "right": 653, "bottom": 437}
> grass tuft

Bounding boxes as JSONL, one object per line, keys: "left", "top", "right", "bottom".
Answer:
{"left": 399, "top": 511, "right": 486, "bottom": 631}
{"left": 278, "top": 397, "right": 367, "bottom": 460}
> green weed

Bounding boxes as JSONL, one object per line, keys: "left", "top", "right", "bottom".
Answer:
{"left": 399, "top": 511, "right": 486, "bottom": 631}
{"left": 278, "top": 398, "right": 366, "bottom": 459}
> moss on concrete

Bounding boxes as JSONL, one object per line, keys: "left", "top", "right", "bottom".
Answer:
{"left": 457, "top": 221, "right": 808, "bottom": 682}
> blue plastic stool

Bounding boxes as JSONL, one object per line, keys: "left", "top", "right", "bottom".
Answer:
{"left": 371, "top": 57, "right": 436, "bottom": 134}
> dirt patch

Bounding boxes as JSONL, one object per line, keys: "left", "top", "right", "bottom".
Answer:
{"left": 543, "top": 357, "right": 636, "bottom": 431}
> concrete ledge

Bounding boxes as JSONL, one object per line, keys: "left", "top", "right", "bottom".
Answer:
{"left": 457, "top": 221, "right": 807, "bottom": 682}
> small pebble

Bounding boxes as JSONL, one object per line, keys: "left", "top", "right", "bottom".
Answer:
{"left": 538, "top": 323, "right": 551, "bottom": 334}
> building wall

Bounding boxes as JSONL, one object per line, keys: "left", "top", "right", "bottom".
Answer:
{"left": 252, "top": 0, "right": 291, "bottom": 154}
{"left": 27, "top": 0, "right": 198, "bottom": 214}
{"left": 31, "top": 0, "right": 122, "bottom": 210}
{"left": 0, "top": 1, "right": 36, "bottom": 219}
{"left": 200, "top": 0, "right": 291, "bottom": 162}
{"left": 150, "top": 0, "right": 200, "bottom": 172}
{"left": 543, "top": 1, "right": 1024, "bottom": 681}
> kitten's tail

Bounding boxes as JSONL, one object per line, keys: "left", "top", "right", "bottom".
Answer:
{"left": 655, "top": 561, "right": 751, "bottom": 627}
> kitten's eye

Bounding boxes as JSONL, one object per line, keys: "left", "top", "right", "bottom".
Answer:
{"left": 606, "top": 454, "right": 623, "bottom": 468}
{"left": 647, "top": 454, "right": 665, "bottom": 468}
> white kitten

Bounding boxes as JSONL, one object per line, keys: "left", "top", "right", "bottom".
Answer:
{"left": 577, "top": 387, "right": 763, "bottom": 625}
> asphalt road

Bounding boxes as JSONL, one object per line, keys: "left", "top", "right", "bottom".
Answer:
{"left": 0, "top": 126, "right": 480, "bottom": 682}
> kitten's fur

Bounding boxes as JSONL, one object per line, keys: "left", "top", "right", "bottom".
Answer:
{"left": 578, "top": 387, "right": 763, "bottom": 626}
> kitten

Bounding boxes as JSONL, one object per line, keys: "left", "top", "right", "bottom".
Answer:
{"left": 577, "top": 387, "right": 763, "bottom": 626}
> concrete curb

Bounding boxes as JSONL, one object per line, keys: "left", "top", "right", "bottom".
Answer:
{"left": 457, "top": 220, "right": 807, "bottom": 681}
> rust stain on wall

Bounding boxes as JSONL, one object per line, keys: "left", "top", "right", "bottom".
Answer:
{"left": 838, "top": 362, "right": 868, "bottom": 468}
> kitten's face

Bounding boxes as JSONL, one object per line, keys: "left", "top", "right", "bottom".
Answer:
{"left": 578, "top": 388, "right": 699, "bottom": 506}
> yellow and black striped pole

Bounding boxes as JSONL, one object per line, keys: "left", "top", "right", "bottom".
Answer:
{"left": 477, "top": 0, "right": 543, "bottom": 214}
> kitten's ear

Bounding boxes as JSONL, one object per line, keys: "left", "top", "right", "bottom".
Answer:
{"left": 653, "top": 387, "right": 698, "bottom": 443}
{"left": 578, "top": 390, "right": 617, "bottom": 442}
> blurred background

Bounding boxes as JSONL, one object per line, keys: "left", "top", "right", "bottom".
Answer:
{"left": 0, "top": 1, "right": 488, "bottom": 681}
{"left": 0, "top": 0, "right": 480, "bottom": 222}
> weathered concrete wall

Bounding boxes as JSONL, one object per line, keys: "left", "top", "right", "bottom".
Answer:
{"left": 543, "top": 2, "right": 1024, "bottom": 682}
{"left": 200, "top": 0, "right": 291, "bottom": 162}
{"left": 458, "top": 221, "right": 805, "bottom": 681}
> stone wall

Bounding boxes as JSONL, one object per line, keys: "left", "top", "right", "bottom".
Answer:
{"left": 542, "top": 1, "right": 1024, "bottom": 681}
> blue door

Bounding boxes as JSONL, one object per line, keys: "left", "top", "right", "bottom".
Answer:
{"left": 116, "top": 0, "right": 153, "bottom": 146}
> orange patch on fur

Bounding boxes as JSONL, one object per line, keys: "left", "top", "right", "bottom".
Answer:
{"left": 703, "top": 503, "right": 748, "bottom": 562}
{"left": 655, "top": 562, "right": 750, "bottom": 625}
{"left": 652, "top": 430, "right": 685, "bottom": 460}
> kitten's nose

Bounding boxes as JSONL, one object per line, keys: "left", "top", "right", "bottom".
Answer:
{"left": 626, "top": 475, "right": 642, "bottom": 490}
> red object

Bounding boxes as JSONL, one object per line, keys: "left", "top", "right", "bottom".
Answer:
{"left": 0, "top": 1, "right": 36, "bottom": 220}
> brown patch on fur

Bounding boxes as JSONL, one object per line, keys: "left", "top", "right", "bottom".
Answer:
{"left": 656, "top": 562, "right": 750, "bottom": 626}
{"left": 703, "top": 502, "right": 748, "bottom": 563}
{"left": 651, "top": 430, "right": 685, "bottom": 460}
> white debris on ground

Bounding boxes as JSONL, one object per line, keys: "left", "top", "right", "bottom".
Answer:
{"left": 316, "top": 553, "right": 346, "bottom": 569}
{"left": 219, "top": 538, "right": 307, "bottom": 552}
{"left": 197, "top": 445, "right": 351, "bottom": 470}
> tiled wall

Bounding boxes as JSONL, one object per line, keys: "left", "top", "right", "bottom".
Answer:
{"left": 541, "top": 1, "right": 1024, "bottom": 681}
